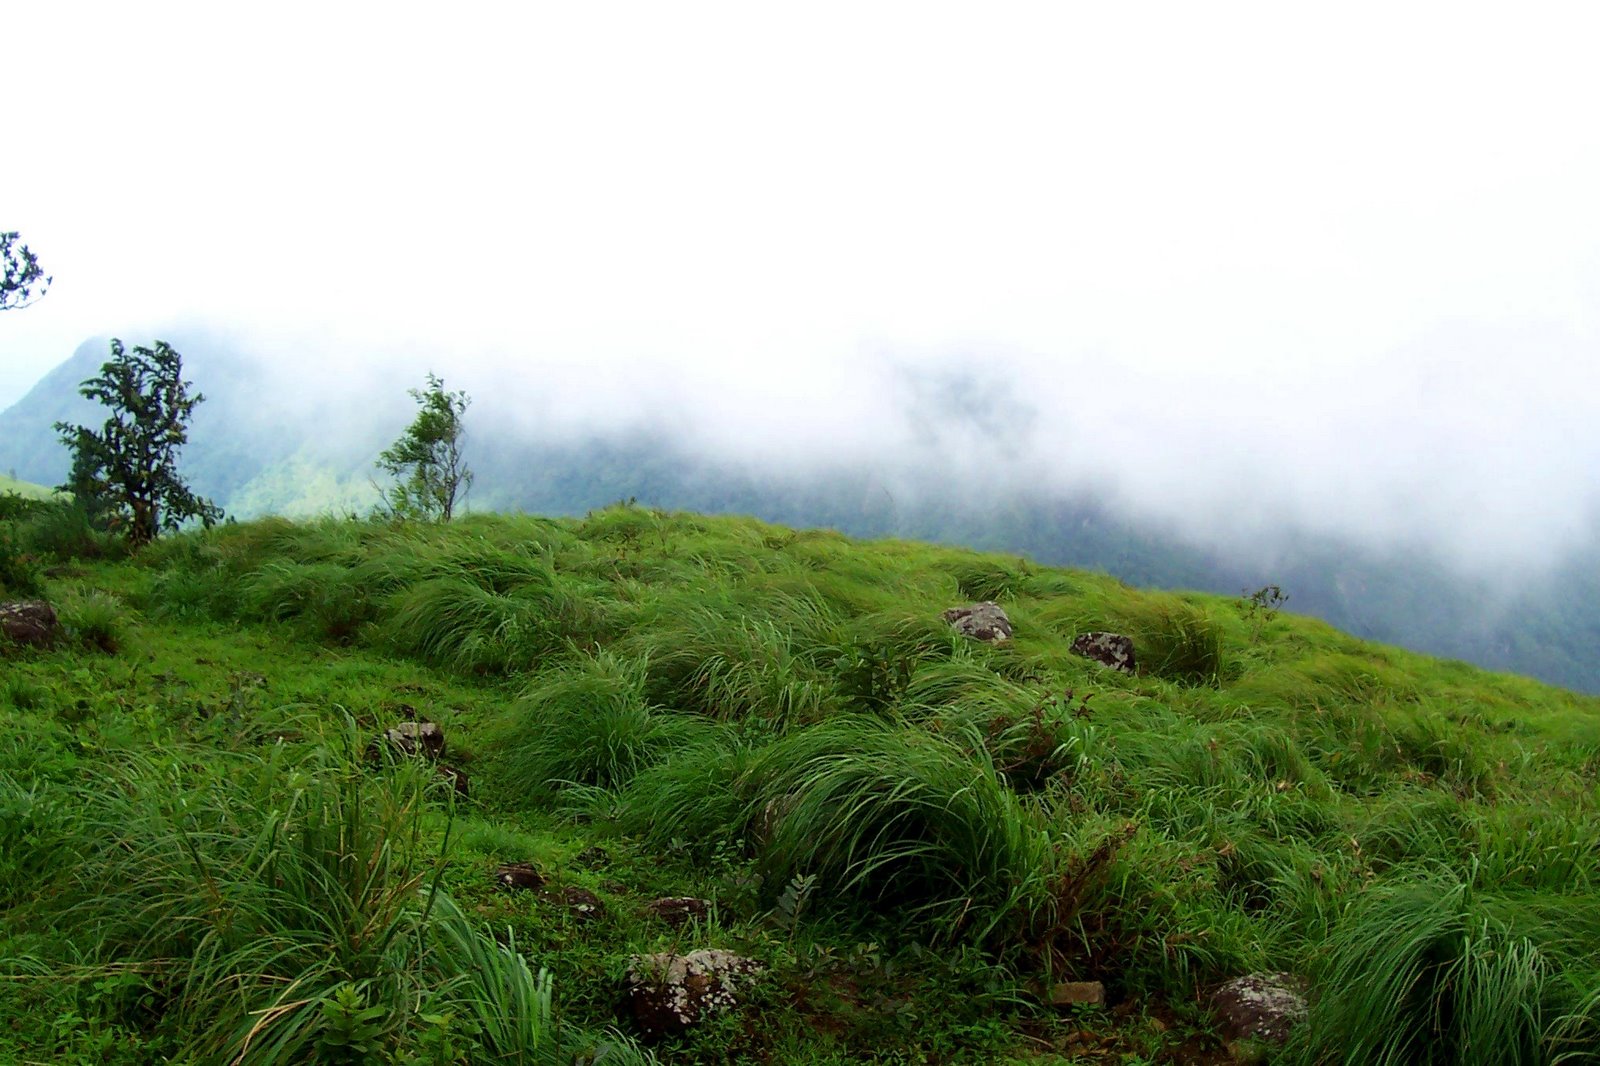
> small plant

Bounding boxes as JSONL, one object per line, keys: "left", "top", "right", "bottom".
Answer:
{"left": 1239, "top": 584, "right": 1288, "bottom": 641}
{"left": 317, "top": 982, "right": 393, "bottom": 1064}
{"left": 774, "top": 872, "right": 819, "bottom": 936}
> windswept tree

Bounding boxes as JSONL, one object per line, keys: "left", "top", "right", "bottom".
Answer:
{"left": 1, "top": 231, "right": 51, "bottom": 311}
{"left": 55, "top": 339, "right": 222, "bottom": 547}
{"left": 377, "top": 373, "right": 473, "bottom": 521}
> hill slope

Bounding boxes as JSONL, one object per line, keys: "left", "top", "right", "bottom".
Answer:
{"left": 3, "top": 508, "right": 1599, "bottom": 1062}
{"left": 0, "top": 473, "right": 55, "bottom": 500}
{"left": 6, "top": 336, "right": 1600, "bottom": 693}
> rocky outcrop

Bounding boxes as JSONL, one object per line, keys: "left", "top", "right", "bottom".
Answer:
{"left": 942, "top": 602, "right": 1013, "bottom": 643}
{"left": 0, "top": 600, "right": 58, "bottom": 648}
{"left": 1070, "top": 632, "right": 1135, "bottom": 673}
{"left": 644, "top": 896, "right": 712, "bottom": 927}
{"left": 1209, "top": 971, "right": 1308, "bottom": 1045}
{"left": 625, "top": 949, "right": 763, "bottom": 1038}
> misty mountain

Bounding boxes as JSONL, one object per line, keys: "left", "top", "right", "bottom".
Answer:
{"left": 6, "top": 334, "right": 1600, "bottom": 692}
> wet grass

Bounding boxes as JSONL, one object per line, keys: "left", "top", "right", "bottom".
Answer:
{"left": 2, "top": 503, "right": 1599, "bottom": 1062}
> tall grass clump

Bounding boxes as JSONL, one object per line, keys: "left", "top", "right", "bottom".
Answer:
{"left": 500, "top": 651, "right": 711, "bottom": 800}
{"left": 632, "top": 599, "right": 839, "bottom": 724}
{"left": 239, "top": 560, "right": 380, "bottom": 644}
{"left": 1129, "top": 598, "right": 1224, "bottom": 685}
{"left": 950, "top": 560, "right": 1022, "bottom": 602}
{"left": 384, "top": 576, "right": 555, "bottom": 673}
{"left": 748, "top": 716, "right": 1053, "bottom": 939}
{"left": 617, "top": 732, "right": 766, "bottom": 854}
{"left": 56, "top": 588, "right": 127, "bottom": 652}
{"left": 4, "top": 728, "right": 596, "bottom": 1063}
{"left": 1294, "top": 875, "right": 1598, "bottom": 1065}
{"left": 17, "top": 498, "right": 130, "bottom": 562}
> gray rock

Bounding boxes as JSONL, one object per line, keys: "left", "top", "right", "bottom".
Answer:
{"left": 625, "top": 949, "right": 764, "bottom": 1037}
{"left": 942, "top": 602, "right": 1013, "bottom": 643}
{"left": 383, "top": 720, "right": 445, "bottom": 760}
{"left": 0, "top": 600, "right": 58, "bottom": 648}
{"left": 1070, "top": 632, "right": 1136, "bottom": 674}
{"left": 1209, "top": 971, "right": 1308, "bottom": 1044}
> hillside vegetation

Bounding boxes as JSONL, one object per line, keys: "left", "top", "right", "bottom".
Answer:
{"left": 0, "top": 473, "right": 57, "bottom": 500}
{"left": 3, "top": 505, "right": 1600, "bottom": 1064}
{"left": 9, "top": 337, "right": 1600, "bottom": 695}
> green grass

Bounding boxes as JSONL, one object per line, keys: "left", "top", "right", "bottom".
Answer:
{"left": 4, "top": 502, "right": 1600, "bottom": 1062}
{"left": 0, "top": 475, "right": 58, "bottom": 501}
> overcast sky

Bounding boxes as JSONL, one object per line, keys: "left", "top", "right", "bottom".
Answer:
{"left": 5, "top": 2, "right": 1599, "bottom": 572}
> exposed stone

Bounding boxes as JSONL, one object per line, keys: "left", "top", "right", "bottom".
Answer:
{"left": 644, "top": 896, "right": 712, "bottom": 926}
{"left": 1070, "top": 632, "right": 1136, "bottom": 674}
{"left": 552, "top": 885, "right": 606, "bottom": 922}
{"left": 381, "top": 720, "right": 445, "bottom": 760}
{"left": 495, "top": 862, "right": 546, "bottom": 892}
{"left": 1048, "top": 980, "right": 1107, "bottom": 1007}
{"left": 625, "top": 949, "right": 764, "bottom": 1038}
{"left": 1208, "top": 972, "right": 1308, "bottom": 1044}
{"left": 0, "top": 601, "right": 58, "bottom": 648}
{"left": 942, "top": 601, "right": 1013, "bottom": 643}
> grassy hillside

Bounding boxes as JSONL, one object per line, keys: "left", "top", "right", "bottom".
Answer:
{"left": 0, "top": 472, "right": 58, "bottom": 500}
{"left": 3, "top": 506, "right": 1600, "bottom": 1063}
{"left": 11, "top": 337, "right": 1600, "bottom": 695}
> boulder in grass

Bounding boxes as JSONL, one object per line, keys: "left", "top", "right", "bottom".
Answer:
{"left": 1070, "top": 632, "right": 1136, "bottom": 674}
{"left": 625, "top": 949, "right": 764, "bottom": 1038}
{"left": 1208, "top": 972, "right": 1308, "bottom": 1045}
{"left": 1048, "top": 980, "right": 1106, "bottom": 1007}
{"left": 495, "top": 862, "right": 546, "bottom": 892}
{"left": 0, "top": 601, "right": 59, "bottom": 648}
{"left": 553, "top": 885, "right": 607, "bottom": 922}
{"left": 380, "top": 720, "right": 445, "bottom": 760}
{"left": 942, "top": 602, "right": 1013, "bottom": 643}
{"left": 644, "top": 896, "right": 712, "bottom": 927}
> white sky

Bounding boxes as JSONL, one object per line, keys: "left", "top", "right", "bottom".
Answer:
{"left": 5, "top": 2, "right": 1600, "bottom": 571}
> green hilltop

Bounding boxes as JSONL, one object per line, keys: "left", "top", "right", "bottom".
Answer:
{"left": 3, "top": 506, "right": 1600, "bottom": 1063}
{"left": 0, "top": 472, "right": 58, "bottom": 500}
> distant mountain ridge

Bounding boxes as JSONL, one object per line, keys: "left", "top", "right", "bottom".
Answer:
{"left": 6, "top": 334, "right": 1600, "bottom": 692}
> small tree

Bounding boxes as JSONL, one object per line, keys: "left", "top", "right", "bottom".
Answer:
{"left": 376, "top": 373, "right": 473, "bottom": 521}
{"left": 54, "top": 339, "right": 222, "bottom": 547}
{"left": 1, "top": 231, "right": 51, "bottom": 311}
